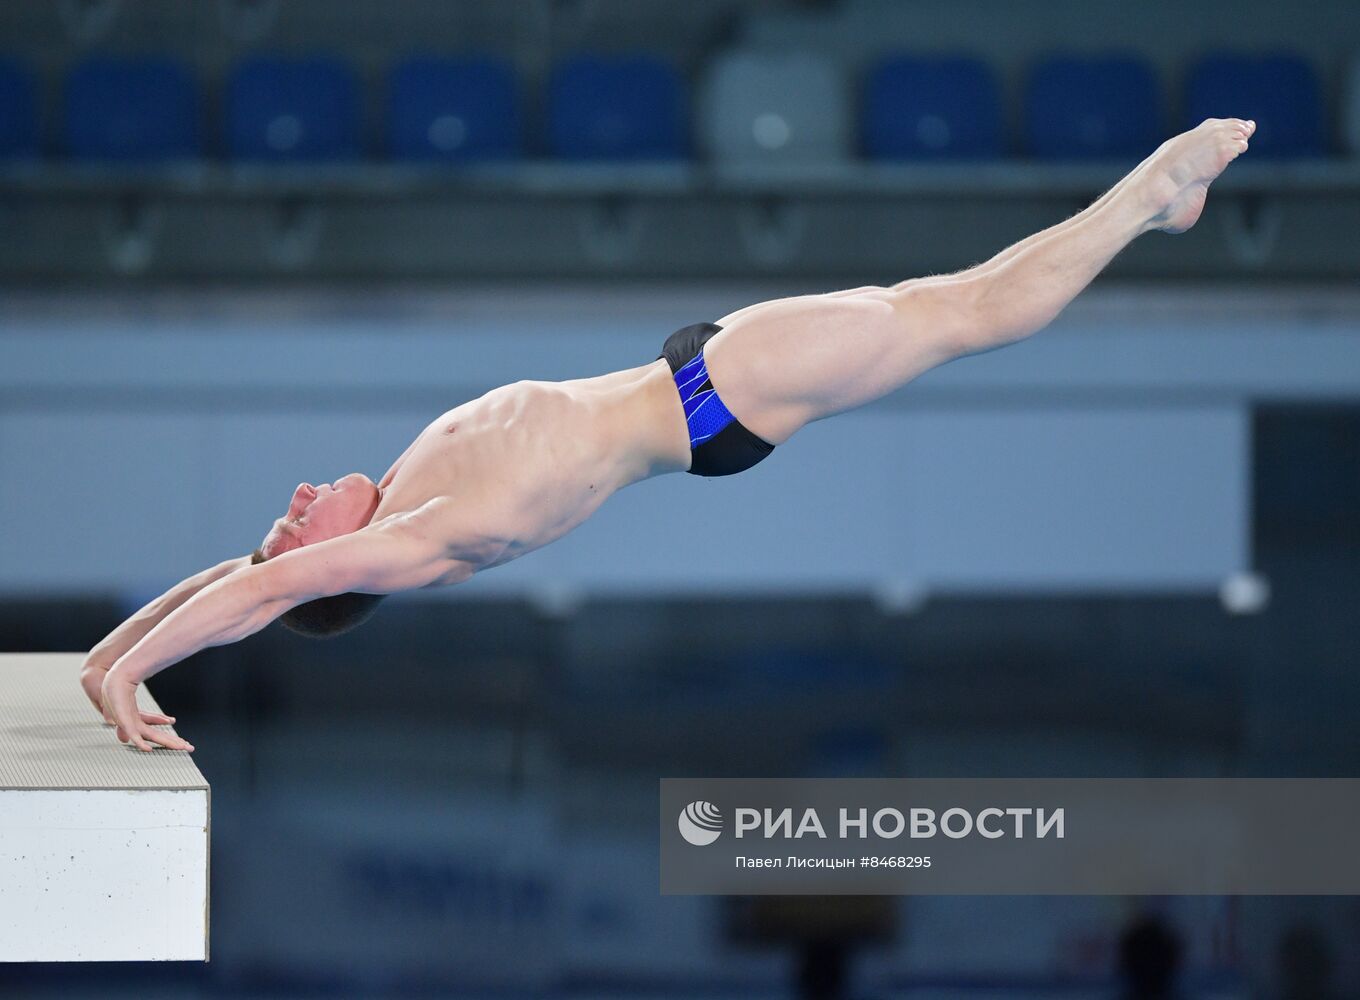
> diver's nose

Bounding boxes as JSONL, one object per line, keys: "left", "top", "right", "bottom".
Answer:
{"left": 288, "top": 483, "right": 317, "bottom": 515}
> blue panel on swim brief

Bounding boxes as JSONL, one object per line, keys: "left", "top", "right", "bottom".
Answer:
{"left": 673, "top": 351, "right": 736, "bottom": 447}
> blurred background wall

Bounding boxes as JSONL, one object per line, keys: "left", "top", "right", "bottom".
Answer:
{"left": 1, "top": 1, "right": 1359, "bottom": 997}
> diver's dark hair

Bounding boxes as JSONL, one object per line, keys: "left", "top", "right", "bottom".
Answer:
{"left": 251, "top": 549, "right": 385, "bottom": 639}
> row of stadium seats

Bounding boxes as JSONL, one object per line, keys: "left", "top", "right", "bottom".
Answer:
{"left": 0, "top": 50, "right": 1345, "bottom": 164}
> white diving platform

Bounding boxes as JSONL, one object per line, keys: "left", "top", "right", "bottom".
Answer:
{"left": 0, "top": 653, "right": 208, "bottom": 962}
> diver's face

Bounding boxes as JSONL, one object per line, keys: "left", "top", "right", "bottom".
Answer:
{"left": 258, "top": 473, "right": 380, "bottom": 559}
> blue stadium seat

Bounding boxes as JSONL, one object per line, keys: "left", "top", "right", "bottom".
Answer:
{"left": 863, "top": 55, "right": 1003, "bottom": 159}
{"left": 387, "top": 56, "right": 520, "bottom": 161}
{"left": 1346, "top": 55, "right": 1360, "bottom": 155}
{"left": 1025, "top": 54, "right": 1161, "bottom": 159}
{"left": 1185, "top": 53, "right": 1325, "bottom": 157}
{"left": 64, "top": 56, "right": 199, "bottom": 161}
{"left": 226, "top": 56, "right": 360, "bottom": 161}
{"left": 0, "top": 58, "right": 38, "bottom": 158}
{"left": 548, "top": 54, "right": 686, "bottom": 160}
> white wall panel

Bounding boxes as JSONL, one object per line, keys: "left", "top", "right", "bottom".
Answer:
{"left": 0, "top": 414, "right": 213, "bottom": 589}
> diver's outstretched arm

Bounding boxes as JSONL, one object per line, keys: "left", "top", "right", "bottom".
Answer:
{"left": 100, "top": 521, "right": 464, "bottom": 751}
{"left": 79, "top": 555, "right": 251, "bottom": 722}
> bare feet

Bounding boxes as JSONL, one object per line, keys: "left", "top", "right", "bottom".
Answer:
{"left": 1141, "top": 118, "right": 1256, "bottom": 234}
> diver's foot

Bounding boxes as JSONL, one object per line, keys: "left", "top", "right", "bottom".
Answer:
{"left": 1140, "top": 118, "right": 1255, "bottom": 234}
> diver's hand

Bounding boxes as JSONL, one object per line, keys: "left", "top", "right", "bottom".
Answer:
{"left": 80, "top": 656, "right": 115, "bottom": 721}
{"left": 100, "top": 668, "right": 194, "bottom": 753}
{"left": 80, "top": 657, "right": 177, "bottom": 729}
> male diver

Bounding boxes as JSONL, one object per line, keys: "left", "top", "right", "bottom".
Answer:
{"left": 80, "top": 119, "right": 1256, "bottom": 752}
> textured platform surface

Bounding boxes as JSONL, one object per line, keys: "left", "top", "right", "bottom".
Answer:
{"left": 0, "top": 653, "right": 209, "bottom": 962}
{"left": 0, "top": 653, "right": 207, "bottom": 790}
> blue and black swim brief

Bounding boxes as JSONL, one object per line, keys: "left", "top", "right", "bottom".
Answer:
{"left": 659, "top": 322, "right": 775, "bottom": 478}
